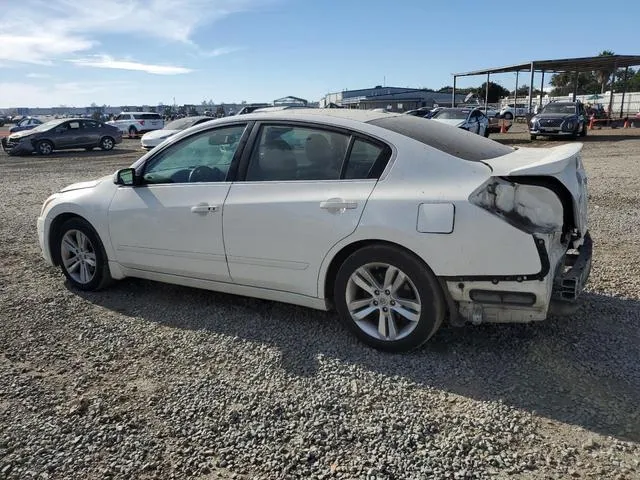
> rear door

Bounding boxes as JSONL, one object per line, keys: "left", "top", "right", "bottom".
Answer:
{"left": 222, "top": 122, "right": 391, "bottom": 297}
{"left": 81, "top": 120, "right": 101, "bottom": 146}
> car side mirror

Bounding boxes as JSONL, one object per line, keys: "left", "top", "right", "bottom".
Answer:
{"left": 114, "top": 168, "right": 136, "bottom": 186}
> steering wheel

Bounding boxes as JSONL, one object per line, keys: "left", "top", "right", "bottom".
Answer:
{"left": 188, "top": 165, "right": 225, "bottom": 183}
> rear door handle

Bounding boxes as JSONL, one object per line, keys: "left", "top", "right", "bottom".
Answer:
{"left": 190, "top": 203, "right": 219, "bottom": 214}
{"left": 320, "top": 198, "right": 358, "bottom": 211}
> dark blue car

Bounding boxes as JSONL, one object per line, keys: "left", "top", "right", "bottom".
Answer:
{"left": 9, "top": 117, "right": 43, "bottom": 134}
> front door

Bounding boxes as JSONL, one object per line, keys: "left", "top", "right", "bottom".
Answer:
{"left": 56, "top": 120, "right": 87, "bottom": 149}
{"left": 223, "top": 123, "right": 391, "bottom": 297}
{"left": 108, "top": 124, "right": 248, "bottom": 281}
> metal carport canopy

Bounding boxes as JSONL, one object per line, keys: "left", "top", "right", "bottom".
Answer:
{"left": 450, "top": 54, "right": 640, "bottom": 114}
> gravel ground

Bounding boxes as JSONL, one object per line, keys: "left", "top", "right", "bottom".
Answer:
{"left": 1, "top": 130, "right": 639, "bottom": 480}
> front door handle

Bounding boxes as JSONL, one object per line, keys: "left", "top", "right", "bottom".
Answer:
{"left": 190, "top": 203, "right": 219, "bottom": 214}
{"left": 320, "top": 198, "right": 358, "bottom": 212}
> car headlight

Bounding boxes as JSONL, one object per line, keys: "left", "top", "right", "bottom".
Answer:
{"left": 565, "top": 121, "right": 575, "bottom": 130}
{"left": 470, "top": 178, "right": 563, "bottom": 234}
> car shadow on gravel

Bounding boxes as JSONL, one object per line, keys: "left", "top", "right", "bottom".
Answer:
{"left": 75, "top": 280, "right": 640, "bottom": 442}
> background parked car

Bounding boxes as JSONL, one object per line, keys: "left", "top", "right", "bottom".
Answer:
{"left": 529, "top": 101, "right": 588, "bottom": 140}
{"left": 107, "top": 112, "right": 164, "bottom": 137}
{"left": 9, "top": 117, "right": 43, "bottom": 134}
{"left": 500, "top": 103, "right": 531, "bottom": 120}
{"left": 140, "top": 116, "right": 215, "bottom": 149}
{"left": 2, "top": 118, "right": 122, "bottom": 155}
{"left": 430, "top": 108, "right": 490, "bottom": 136}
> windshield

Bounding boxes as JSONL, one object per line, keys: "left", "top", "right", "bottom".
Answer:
{"left": 164, "top": 117, "right": 204, "bottom": 130}
{"left": 542, "top": 104, "right": 577, "bottom": 115}
{"left": 30, "top": 119, "right": 66, "bottom": 132}
{"left": 432, "top": 110, "right": 469, "bottom": 120}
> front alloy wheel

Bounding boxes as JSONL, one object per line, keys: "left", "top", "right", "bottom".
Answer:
{"left": 61, "top": 229, "right": 97, "bottom": 285}
{"left": 334, "top": 245, "right": 445, "bottom": 352}
{"left": 57, "top": 218, "right": 112, "bottom": 291}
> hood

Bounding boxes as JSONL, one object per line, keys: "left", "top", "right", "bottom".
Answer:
{"left": 141, "top": 129, "right": 179, "bottom": 141}
{"left": 60, "top": 175, "right": 110, "bottom": 193}
{"left": 9, "top": 130, "right": 36, "bottom": 139}
{"left": 431, "top": 118, "right": 465, "bottom": 128}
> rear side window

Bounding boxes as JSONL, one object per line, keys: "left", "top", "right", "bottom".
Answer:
{"left": 135, "top": 113, "right": 162, "bottom": 120}
{"left": 368, "top": 115, "right": 513, "bottom": 161}
{"left": 344, "top": 139, "right": 388, "bottom": 179}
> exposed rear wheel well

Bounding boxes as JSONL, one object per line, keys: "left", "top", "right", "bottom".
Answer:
{"left": 48, "top": 213, "right": 86, "bottom": 266}
{"left": 324, "top": 240, "right": 445, "bottom": 306}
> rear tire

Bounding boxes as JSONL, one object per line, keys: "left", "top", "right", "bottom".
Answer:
{"left": 128, "top": 127, "right": 137, "bottom": 138}
{"left": 56, "top": 218, "right": 113, "bottom": 291}
{"left": 503, "top": 112, "right": 513, "bottom": 120}
{"left": 333, "top": 245, "right": 445, "bottom": 352}
{"left": 36, "top": 140, "right": 54, "bottom": 155}
{"left": 100, "top": 136, "right": 115, "bottom": 151}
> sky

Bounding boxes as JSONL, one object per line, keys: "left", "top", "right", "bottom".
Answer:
{"left": 1, "top": 0, "right": 639, "bottom": 108}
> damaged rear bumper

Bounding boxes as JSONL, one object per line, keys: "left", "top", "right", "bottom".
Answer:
{"left": 445, "top": 232, "right": 592, "bottom": 324}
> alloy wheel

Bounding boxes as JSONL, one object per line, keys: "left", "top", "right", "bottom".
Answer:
{"left": 345, "top": 262, "right": 421, "bottom": 341}
{"left": 60, "top": 229, "right": 97, "bottom": 284}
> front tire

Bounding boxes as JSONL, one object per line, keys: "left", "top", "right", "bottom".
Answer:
{"left": 579, "top": 122, "right": 587, "bottom": 137}
{"left": 36, "top": 140, "right": 54, "bottom": 155}
{"left": 56, "top": 218, "right": 112, "bottom": 291}
{"left": 100, "top": 136, "right": 115, "bottom": 151}
{"left": 530, "top": 134, "right": 537, "bottom": 140}
{"left": 333, "top": 245, "right": 445, "bottom": 352}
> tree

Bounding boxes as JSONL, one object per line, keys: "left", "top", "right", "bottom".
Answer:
{"left": 476, "top": 82, "right": 510, "bottom": 103}
{"left": 549, "top": 71, "right": 600, "bottom": 96}
{"left": 595, "top": 50, "right": 615, "bottom": 93}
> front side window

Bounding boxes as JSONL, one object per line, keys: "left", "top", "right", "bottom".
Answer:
{"left": 246, "top": 125, "right": 349, "bottom": 181}
{"left": 143, "top": 124, "right": 246, "bottom": 184}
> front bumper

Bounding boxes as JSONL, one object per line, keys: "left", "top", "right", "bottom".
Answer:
{"left": 447, "top": 232, "right": 592, "bottom": 324}
{"left": 37, "top": 216, "right": 54, "bottom": 266}
{"left": 1, "top": 136, "right": 34, "bottom": 155}
{"left": 530, "top": 128, "right": 576, "bottom": 136}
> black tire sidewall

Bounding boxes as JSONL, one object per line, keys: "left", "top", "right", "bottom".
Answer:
{"left": 333, "top": 245, "right": 445, "bottom": 352}
{"left": 57, "top": 218, "right": 111, "bottom": 291}
{"left": 128, "top": 127, "right": 137, "bottom": 136}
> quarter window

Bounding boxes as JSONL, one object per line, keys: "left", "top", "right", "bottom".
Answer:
{"left": 344, "top": 139, "right": 387, "bottom": 179}
{"left": 143, "top": 125, "right": 246, "bottom": 184}
{"left": 246, "top": 125, "right": 350, "bottom": 181}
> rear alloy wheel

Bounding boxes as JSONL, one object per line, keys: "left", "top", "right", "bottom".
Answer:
{"left": 36, "top": 140, "right": 54, "bottom": 155}
{"left": 128, "top": 126, "right": 137, "bottom": 138}
{"left": 334, "top": 245, "right": 445, "bottom": 352}
{"left": 57, "top": 218, "right": 112, "bottom": 291}
{"left": 100, "top": 136, "right": 115, "bottom": 151}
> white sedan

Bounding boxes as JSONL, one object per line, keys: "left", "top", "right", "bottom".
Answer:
{"left": 140, "top": 116, "right": 214, "bottom": 149}
{"left": 431, "top": 108, "right": 491, "bottom": 137}
{"left": 37, "top": 109, "right": 591, "bottom": 352}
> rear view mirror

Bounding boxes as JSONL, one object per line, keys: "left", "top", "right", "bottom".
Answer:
{"left": 114, "top": 168, "right": 136, "bottom": 186}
